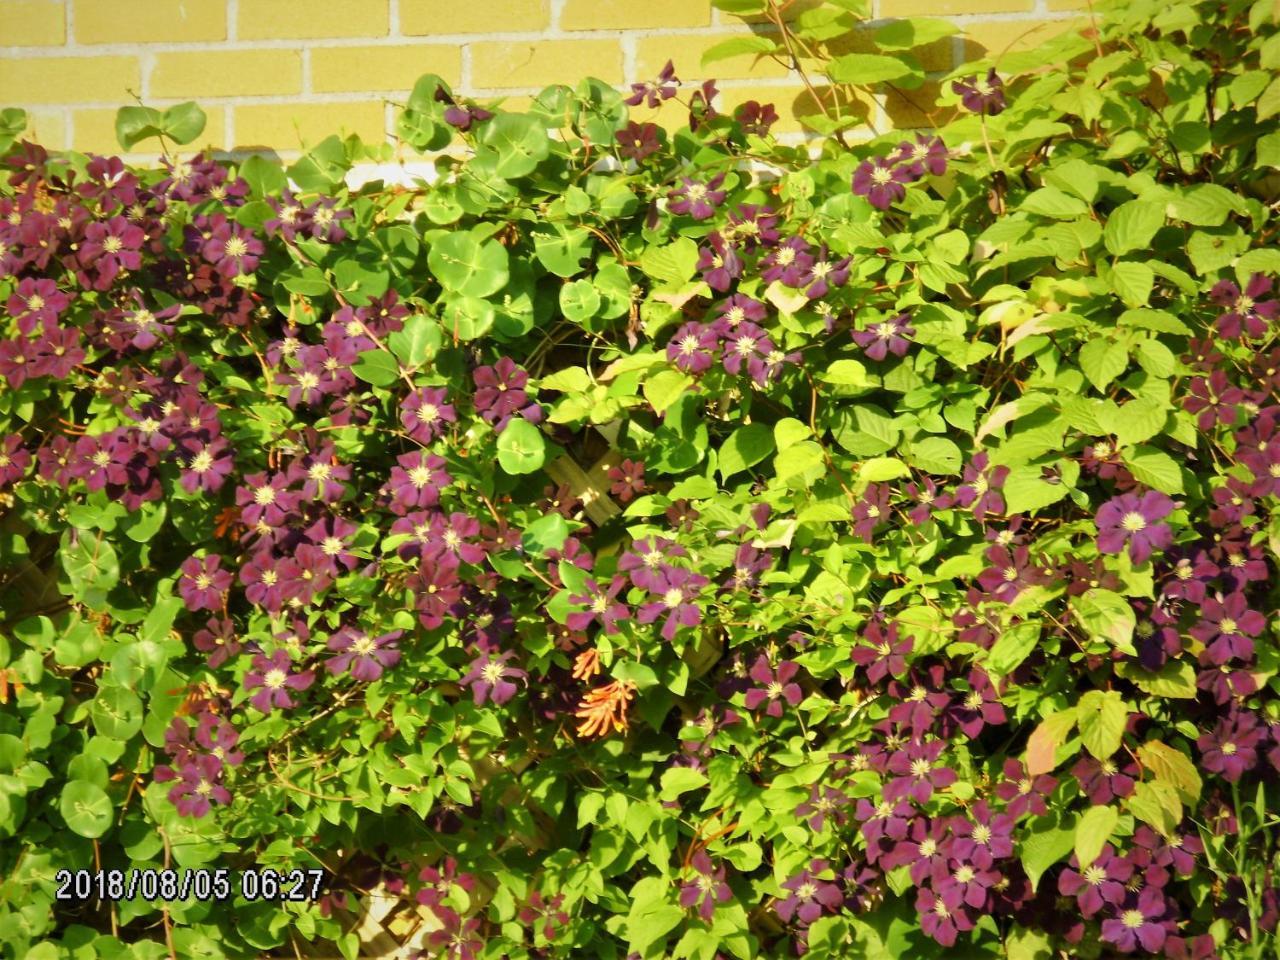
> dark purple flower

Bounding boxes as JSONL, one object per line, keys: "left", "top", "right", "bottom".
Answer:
{"left": 952, "top": 452, "right": 1009, "bottom": 521}
{"left": 852, "top": 482, "right": 891, "bottom": 543}
{"left": 567, "top": 575, "right": 630, "bottom": 635}
{"left": 1190, "top": 592, "right": 1264, "bottom": 665}
{"left": 518, "top": 891, "right": 569, "bottom": 942}
{"left": 735, "top": 100, "right": 779, "bottom": 136}
{"left": 719, "top": 321, "right": 774, "bottom": 381}
{"left": 1131, "top": 825, "right": 1201, "bottom": 886}
{"left": 759, "top": 237, "right": 813, "bottom": 286}
{"left": 851, "top": 312, "right": 914, "bottom": 360}
{"left": 1183, "top": 368, "right": 1244, "bottom": 430}
{"left": 696, "top": 232, "right": 743, "bottom": 291}
{"left": 461, "top": 650, "right": 526, "bottom": 706}
{"left": 679, "top": 850, "right": 732, "bottom": 922}
{"left": 178, "top": 554, "right": 231, "bottom": 612}
{"left": 885, "top": 738, "right": 957, "bottom": 803}
{"left": 636, "top": 567, "right": 708, "bottom": 641}
{"left": 667, "top": 321, "right": 719, "bottom": 375}
{"left": 606, "top": 458, "right": 647, "bottom": 503}
{"left": 1100, "top": 886, "right": 1169, "bottom": 954}
{"left": 193, "top": 616, "right": 240, "bottom": 669}
{"left": 198, "top": 213, "right": 263, "bottom": 277}
{"left": 851, "top": 157, "right": 909, "bottom": 210}
{"left": 711, "top": 294, "right": 768, "bottom": 338}
{"left": 943, "top": 668, "right": 1006, "bottom": 739}
{"left": 167, "top": 754, "right": 231, "bottom": 818}
{"left": 855, "top": 796, "right": 915, "bottom": 859}
{"left": 795, "top": 784, "right": 850, "bottom": 832}
{"left": 1197, "top": 708, "right": 1262, "bottom": 782}
{"left": 195, "top": 713, "right": 244, "bottom": 767}
{"left": 723, "top": 543, "right": 770, "bottom": 593}
{"left": 776, "top": 859, "right": 843, "bottom": 925}
{"left": 932, "top": 856, "right": 998, "bottom": 912}
{"left": 401, "top": 386, "right": 457, "bottom": 444}
{"left": 724, "top": 203, "right": 780, "bottom": 250}
{"left": 7, "top": 277, "right": 69, "bottom": 335}
{"left": 668, "top": 173, "right": 726, "bottom": 221}
{"left": 0, "top": 434, "right": 31, "bottom": 487}
{"left": 949, "top": 801, "right": 1014, "bottom": 870}
{"left": 1095, "top": 490, "right": 1175, "bottom": 564}
{"left": 743, "top": 655, "right": 803, "bottom": 718}
{"left": 953, "top": 68, "right": 1006, "bottom": 115}
{"left": 326, "top": 627, "right": 403, "bottom": 682}
{"left": 625, "top": 59, "right": 678, "bottom": 108}
{"left": 993, "top": 759, "right": 1057, "bottom": 818}
{"left": 1059, "top": 845, "right": 1133, "bottom": 917}
{"left": 797, "top": 244, "right": 852, "bottom": 300}
{"left": 618, "top": 536, "right": 688, "bottom": 592}
{"left": 916, "top": 886, "right": 974, "bottom": 947}
{"left": 1072, "top": 756, "right": 1138, "bottom": 805}
{"left": 1209, "top": 273, "right": 1278, "bottom": 339}
{"left": 29, "top": 325, "right": 85, "bottom": 379}
{"left": 243, "top": 650, "right": 314, "bottom": 713}
{"left": 894, "top": 134, "right": 948, "bottom": 178}
{"left": 615, "top": 120, "right": 662, "bottom": 161}
{"left": 387, "top": 451, "right": 451, "bottom": 512}
{"left": 473, "top": 358, "right": 540, "bottom": 432}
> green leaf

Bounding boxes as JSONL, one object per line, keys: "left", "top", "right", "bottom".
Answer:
{"left": 61, "top": 532, "right": 120, "bottom": 607}
{"left": 1137, "top": 741, "right": 1201, "bottom": 805}
{"left": 905, "top": 436, "right": 961, "bottom": 475}
{"left": 701, "top": 35, "right": 780, "bottom": 67}
{"left": 161, "top": 101, "right": 207, "bottom": 145}
{"left": 1112, "top": 397, "right": 1169, "bottom": 447}
{"left": 1019, "top": 815, "right": 1076, "bottom": 892}
{"left": 1026, "top": 708, "right": 1078, "bottom": 776}
{"left": 115, "top": 106, "right": 165, "bottom": 150}
{"left": 659, "top": 766, "right": 708, "bottom": 800}
{"left": 352, "top": 349, "right": 401, "bottom": 387}
{"left": 1019, "top": 188, "right": 1089, "bottom": 219}
{"left": 439, "top": 295, "right": 495, "bottom": 341}
{"left": 428, "top": 231, "right": 509, "bottom": 297}
{"left": 1073, "top": 589, "right": 1136, "bottom": 654}
{"left": 642, "top": 369, "right": 692, "bottom": 414}
{"left": 626, "top": 876, "right": 684, "bottom": 955}
{"left": 61, "top": 781, "right": 113, "bottom": 838}
{"left": 1257, "top": 130, "right": 1280, "bottom": 168}
{"left": 1074, "top": 805, "right": 1118, "bottom": 870}
{"left": 1126, "top": 780, "right": 1181, "bottom": 837}
{"left": 1109, "top": 261, "right": 1154, "bottom": 307}
{"left": 478, "top": 112, "right": 551, "bottom": 178}
{"left": 1001, "top": 465, "right": 1069, "bottom": 514}
{"left": 496, "top": 419, "right": 547, "bottom": 475}
{"left": 90, "top": 686, "right": 144, "bottom": 741}
{"left": 873, "top": 17, "right": 958, "bottom": 49}
{"left": 858, "top": 457, "right": 909, "bottom": 482}
{"left": 818, "top": 359, "right": 870, "bottom": 387}
{"left": 826, "top": 53, "right": 918, "bottom": 84}
{"left": 1115, "top": 659, "right": 1197, "bottom": 698}
{"left": 1078, "top": 338, "right": 1128, "bottom": 392}
{"left": 1122, "top": 445, "right": 1183, "bottom": 494}
{"left": 1103, "top": 200, "right": 1164, "bottom": 256}
{"left": 388, "top": 314, "right": 442, "bottom": 369}
{"left": 522, "top": 514, "right": 570, "bottom": 556}
{"left": 773, "top": 441, "right": 826, "bottom": 488}
{"left": 559, "top": 278, "right": 602, "bottom": 323}
{"left": 719, "top": 424, "right": 775, "bottom": 479}
{"left": 987, "top": 620, "right": 1041, "bottom": 677}
{"left": 1167, "top": 184, "right": 1245, "bottom": 227}
{"left": 1077, "top": 690, "right": 1128, "bottom": 760}
{"left": 640, "top": 237, "right": 699, "bottom": 285}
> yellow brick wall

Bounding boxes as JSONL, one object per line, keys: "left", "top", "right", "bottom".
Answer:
{"left": 0, "top": 0, "right": 1081, "bottom": 157}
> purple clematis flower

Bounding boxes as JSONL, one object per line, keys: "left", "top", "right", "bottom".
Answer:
{"left": 1209, "top": 273, "right": 1278, "bottom": 339}
{"left": 566, "top": 575, "right": 630, "bottom": 635}
{"left": 326, "top": 627, "right": 403, "bottom": 682}
{"left": 993, "top": 758, "right": 1057, "bottom": 818}
{"left": 795, "top": 784, "right": 850, "bottom": 832}
{"left": 636, "top": 567, "right": 708, "bottom": 641}
{"left": 916, "top": 886, "right": 974, "bottom": 947}
{"left": 852, "top": 482, "right": 892, "bottom": 542}
{"left": 1059, "top": 845, "right": 1133, "bottom": 917}
{"left": 1095, "top": 490, "right": 1175, "bottom": 564}
{"left": 386, "top": 451, "right": 451, "bottom": 512}
{"left": 1197, "top": 708, "right": 1262, "bottom": 782}
{"left": 461, "top": 650, "right": 526, "bottom": 706}
{"left": 243, "top": 649, "right": 314, "bottom": 713}
{"left": 1072, "top": 756, "right": 1138, "bottom": 805}
{"left": 667, "top": 321, "right": 720, "bottom": 375}
{"left": 852, "top": 312, "right": 914, "bottom": 360}
{"left": 885, "top": 738, "right": 957, "bottom": 803}
{"left": 1100, "top": 886, "right": 1169, "bottom": 954}
{"left": 948, "top": 801, "right": 1013, "bottom": 870}
{"left": 667, "top": 173, "right": 726, "bottom": 221}
{"left": 679, "top": 850, "right": 732, "bottom": 922}
{"left": 1190, "top": 591, "right": 1265, "bottom": 665}
{"left": 168, "top": 755, "right": 231, "bottom": 818}
{"left": 401, "top": 386, "right": 457, "bottom": 444}
{"left": 850, "top": 619, "right": 912, "bottom": 685}
{"left": 852, "top": 157, "right": 910, "bottom": 210}
{"left": 625, "top": 58, "right": 678, "bottom": 107}
{"left": 953, "top": 68, "right": 1006, "bottom": 115}
{"left": 743, "top": 655, "right": 803, "bottom": 717}
{"left": 178, "top": 554, "right": 232, "bottom": 612}
{"left": 776, "top": 859, "right": 843, "bottom": 925}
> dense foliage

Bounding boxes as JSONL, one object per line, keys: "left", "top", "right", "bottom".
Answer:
{"left": 3, "top": 0, "right": 1280, "bottom": 956}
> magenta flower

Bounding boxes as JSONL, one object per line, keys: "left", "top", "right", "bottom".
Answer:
{"left": 711, "top": 294, "right": 768, "bottom": 337}
{"left": 948, "top": 801, "right": 1013, "bottom": 869}
{"left": 473, "top": 357, "right": 540, "bottom": 432}
{"left": 894, "top": 134, "right": 948, "bottom": 178}
{"left": 193, "top": 616, "right": 240, "bottom": 669}
{"left": 1182, "top": 368, "right": 1243, "bottom": 430}
{"left": 326, "top": 627, "right": 403, "bottom": 682}
{"left": 1072, "top": 756, "right": 1138, "bottom": 805}
{"left": 619, "top": 536, "right": 688, "bottom": 592}
{"left": 993, "top": 759, "right": 1057, "bottom": 818}
{"left": 625, "top": 58, "right": 678, "bottom": 107}
{"left": 401, "top": 386, "right": 457, "bottom": 444}
{"left": 916, "top": 885, "right": 974, "bottom": 947}
{"left": 636, "top": 567, "right": 708, "bottom": 641}
{"left": 178, "top": 554, "right": 232, "bottom": 612}
{"left": 696, "top": 232, "right": 742, "bottom": 291}
{"left": 852, "top": 482, "right": 892, "bottom": 542}
{"left": 606, "top": 458, "right": 647, "bottom": 503}
{"left": 852, "top": 312, "right": 914, "bottom": 360}
{"left": 29, "top": 325, "right": 85, "bottom": 379}
{"left": 776, "top": 859, "right": 843, "bottom": 925}
{"left": 1058, "top": 845, "right": 1133, "bottom": 917}
{"left": 851, "top": 157, "right": 910, "bottom": 210}
{"left": 615, "top": 120, "right": 661, "bottom": 162}
{"left": 460, "top": 650, "right": 526, "bottom": 706}
{"left": 195, "top": 713, "right": 244, "bottom": 767}
{"left": 1095, "top": 490, "right": 1175, "bottom": 564}
{"left": 743, "top": 655, "right": 803, "bottom": 717}
{"left": 198, "top": 213, "right": 263, "bottom": 277}
{"left": 667, "top": 321, "right": 719, "bottom": 375}
{"left": 1209, "top": 273, "right": 1278, "bottom": 339}
{"left": 0, "top": 434, "right": 31, "bottom": 486}
{"left": 1197, "top": 709, "right": 1262, "bottom": 782}
{"left": 6, "top": 277, "right": 69, "bottom": 335}
{"left": 759, "top": 237, "right": 813, "bottom": 286}
{"left": 885, "top": 739, "right": 956, "bottom": 803}
{"left": 243, "top": 650, "right": 314, "bottom": 713}
{"left": 667, "top": 173, "right": 726, "bottom": 221}
{"left": 79, "top": 215, "right": 144, "bottom": 289}
{"left": 386, "top": 451, "right": 451, "bottom": 512}
{"left": 167, "top": 755, "right": 231, "bottom": 818}
{"left": 953, "top": 68, "right": 1006, "bottom": 115}
{"left": 1100, "top": 887, "right": 1169, "bottom": 954}
{"left": 851, "top": 620, "right": 912, "bottom": 685}
{"left": 720, "top": 321, "right": 774, "bottom": 381}
{"left": 795, "top": 784, "right": 850, "bottom": 832}
{"left": 679, "top": 850, "right": 731, "bottom": 922}
{"left": 566, "top": 575, "right": 630, "bottom": 635}
{"left": 953, "top": 451, "right": 1009, "bottom": 520}
{"left": 1191, "top": 591, "right": 1265, "bottom": 664}
{"left": 735, "top": 100, "right": 779, "bottom": 136}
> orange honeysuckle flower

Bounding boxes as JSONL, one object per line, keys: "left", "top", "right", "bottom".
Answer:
{"left": 574, "top": 679, "right": 637, "bottom": 739}
{"left": 571, "top": 647, "right": 601, "bottom": 682}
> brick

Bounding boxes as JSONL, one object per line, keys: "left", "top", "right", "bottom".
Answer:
{"left": 0, "top": 55, "right": 137, "bottom": 103}
{"left": 882, "top": 79, "right": 953, "bottom": 129}
{"left": 884, "top": 0, "right": 1030, "bottom": 12}
{"left": 960, "top": 18, "right": 1082, "bottom": 59}
{"left": 561, "top": 0, "right": 710, "bottom": 30}
{"left": 23, "top": 108, "right": 67, "bottom": 149}
{"left": 827, "top": 25, "right": 952, "bottom": 73}
{"left": 233, "top": 100, "right": 385, "bottom": 149}
{"left": 470, "top": 39, "right": 622, "bottom": 90}
{"left": 400, "top": 0, "right": 550, "bottom": 35}
{"left": 2, "top": 0, "right": 65, "bottom": 46}
{"left": 1046, "top": 0, "right": 1089, "bottom": 9}
{"left": 731, "top": 0, "right": 823, "bottom": 24}
{"left": 73, "top": 105, "right": 226, "bottom": 154}
{"left": 635, "top": 31, "right": 791, "bottom": 83}
{"left": 238, "top": 0, "right": 388, "bottom": 40}
{"left": 74, "top": 0, "right": 224, "bottom": 43}
{"left": 311, "top": 44, "right": 460, "bottom": 93}
{"left": 151, "top": 50, "right": 302, "bottom": 98}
